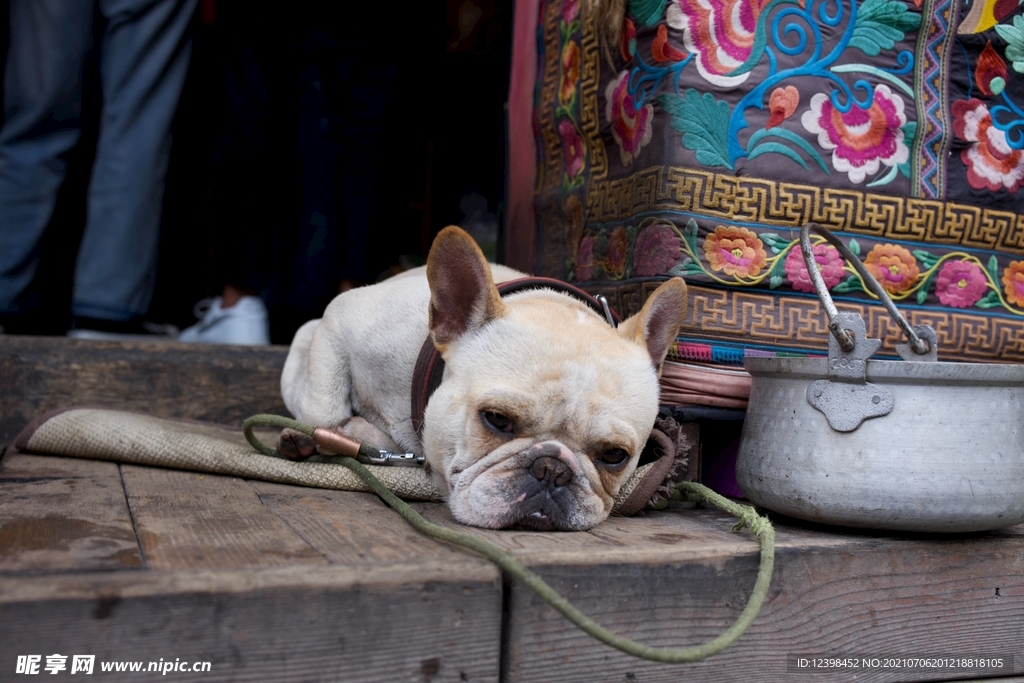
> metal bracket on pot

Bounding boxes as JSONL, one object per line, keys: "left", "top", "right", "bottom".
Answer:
{"left": 807, "top": 312, "right": 894, "bottom": 432}
{"left": 895, "top": 324, "right": 938, "bottom": 362}
{"left": 800, "top": 223, "right": 937, "bottom": 432}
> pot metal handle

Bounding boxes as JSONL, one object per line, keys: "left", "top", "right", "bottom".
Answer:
{"left": 800, "top": 223, "right": 932, "bottom": 358}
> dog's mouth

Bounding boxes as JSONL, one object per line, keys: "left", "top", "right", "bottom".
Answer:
{"left": 510, "top": 509, "right": 556, "bottom": 531}
{"left": 506, "top": 490, "right": 570, "bottom": 531}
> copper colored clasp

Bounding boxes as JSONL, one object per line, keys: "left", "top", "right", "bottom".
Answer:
{"left": 312, "top": 428, "right": 362, "bottom": 458}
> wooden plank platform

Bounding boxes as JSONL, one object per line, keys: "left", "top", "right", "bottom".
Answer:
{"left": 2, "top": 336, "right": 1023, "bottom": 682}
{"left": 0, "top": 449, "right": 502, "bottom": 682}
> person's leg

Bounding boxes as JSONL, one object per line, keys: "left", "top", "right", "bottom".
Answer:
{"left": 210, "top": 0, "right": 293, "bottom": 299}
{"left": 285, "top": 15, "right": 395, "bottom": 314}
{"left": 289, "top": 50, "right": 338, "bottom": 308}
{"left": 72, "top": 0, "right": 198, "bottom": 322}
{"left": 0, "top": 0, "right": 94, "bottom": 320}
{"left": 174, "top": 0, "right": 281, "bottom": 345}
{"left": 328, "top": 50, "right": 396, "bottom": 288}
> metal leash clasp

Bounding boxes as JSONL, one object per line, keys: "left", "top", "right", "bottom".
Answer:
{"left": 312, "top": 426, "right": 425, "bottom": 466}
{"left": 359, "top": 450, "right": 426, "bottom": 467}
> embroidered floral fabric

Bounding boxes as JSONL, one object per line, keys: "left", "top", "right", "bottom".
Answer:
{"left": 534, "top": 0, "right": 1024, "bottom": 361}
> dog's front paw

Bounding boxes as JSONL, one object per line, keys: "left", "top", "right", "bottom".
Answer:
{"left": 278, "top": 428, "right": 319, "bottom": 461}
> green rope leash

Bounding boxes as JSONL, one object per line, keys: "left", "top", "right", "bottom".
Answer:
{"left": 242, "top": 414, "right": 774, "bottom": 663}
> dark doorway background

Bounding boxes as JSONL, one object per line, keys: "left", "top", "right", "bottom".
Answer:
{"left": 0, "top": 0, "right": 512, "bottom": 343}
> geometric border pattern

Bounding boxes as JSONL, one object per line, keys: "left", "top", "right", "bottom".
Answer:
{"left": 582, "top": 282, "right": 1024, "bottom": 362}
{"left": 586, "top": 166, "right": 1024, "bottom": 255}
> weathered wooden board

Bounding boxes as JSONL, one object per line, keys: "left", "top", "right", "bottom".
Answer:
{"left": 4, "top": 447, "right": 1022, "bottom": 682}
{"left": 0, "top": 451, "right": 503, "bottom": 682}
{"left": 120, "top": 465, "right": 327, "bottom": 571}
{"left": 248, "top": 480, "right": 481, "bottom": 567}
{"left": 0, "top": 335, "right": 289, "bottom": 445}
{"left": 0, "top": 452, "right": 142, "bottom": 573}
{"left": 0, "top": 565, "right": 502, "bottom": 683}
{"left": 417, "top": 504, "right": 1024, "bottom": 683}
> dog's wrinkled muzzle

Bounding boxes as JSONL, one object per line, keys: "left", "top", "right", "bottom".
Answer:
{"left": 508, "top": 443, "right": 578, "bottom": 531}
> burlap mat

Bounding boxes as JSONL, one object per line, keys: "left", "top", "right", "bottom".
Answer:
{"left": 12, "top": 408, "right": 688, "bottom": 513}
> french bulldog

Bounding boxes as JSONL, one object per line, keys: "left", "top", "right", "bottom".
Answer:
{"left": 279, "top": 226, "right": 687, "bottom": 530}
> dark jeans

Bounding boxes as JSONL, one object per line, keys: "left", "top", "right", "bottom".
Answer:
{"left": 0, "top": 0, "right": 198, "bottom": 321}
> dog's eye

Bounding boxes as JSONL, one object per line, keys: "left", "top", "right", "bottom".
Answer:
{"left": 597, "top": 448, "right": 629, "bottom": 467}
{"left": 481, "top": 410, "right": 515, "bottom": 435}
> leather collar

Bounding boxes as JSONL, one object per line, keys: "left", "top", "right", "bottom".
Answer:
{"left": 410, "top": 277, "right": 620, "bottom": 436}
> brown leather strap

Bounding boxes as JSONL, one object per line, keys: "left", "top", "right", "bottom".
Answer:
{"left": 410, "top": 277, "right": 619, "bottom": 435}
{"left": 410, "top": 332, "right": 448, "bottom": 436}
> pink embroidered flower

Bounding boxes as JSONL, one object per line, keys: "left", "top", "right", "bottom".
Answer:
{"left": 575, "top": 235, "right": 599, "bottom": 281}
{"left": 801, "top": 85, "right": 909, "bottom": 184}
{"left": 633, "top": 224, "right": 681, "bottom": 276}
{"left": 605, "top": 71, "right": 653, "bottom": 166}
{"left": 562, "top": 0, "right": 580, "bottom": 23}
{"left": 604, "top": 226, "right": 631, "bottom": 279}
{"left": 1002, "top": 261, "right": 1024, "bottom": 307}
{"left": 703, "top": 226, "right": 767, "bottom": 279}
{"left": 559, "top": 40, "right": 581, "bottom": 105}
{"left": 952, "top": 98, "right": 1024, "bottom": 193}
{"left": 784, "top": 243, "right": 845, "bottom": 293}
{"left": 864, "top": 243, "right": 919, "bottom": 295}
{"left": 558, "top": 119, "right": 585, "bottom": 180}
{"left": 564, "top": 194, "right": 585, "bottom": 259}
{"left": 935, "top": 259, "right": 988, "bottom": 308}
{"left": 666, "top": 0, "right": 774, "bottom": 87}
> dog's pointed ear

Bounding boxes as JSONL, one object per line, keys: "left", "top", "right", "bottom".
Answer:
{"left": 427, "top": 226, "right": 506, "bottom": 350}
{"left": 618, "top": 278, "right": 688, "bottom": 375}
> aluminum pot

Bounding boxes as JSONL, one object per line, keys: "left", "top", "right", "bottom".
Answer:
{"left": 735, "top": 223, "right": 1024, "bottom": 532}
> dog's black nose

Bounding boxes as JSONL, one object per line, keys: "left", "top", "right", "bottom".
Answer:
{"left": 529, "top": 456, "right": 572, "bottom": 488}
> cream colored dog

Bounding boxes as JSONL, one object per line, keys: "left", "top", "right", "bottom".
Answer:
{"left": 280, "top": 226, "right": 687, "bottom": 530}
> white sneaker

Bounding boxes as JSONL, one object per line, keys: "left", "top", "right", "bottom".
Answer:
{"left": 178, "top": 296, "right": 270, "bottom": 345}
